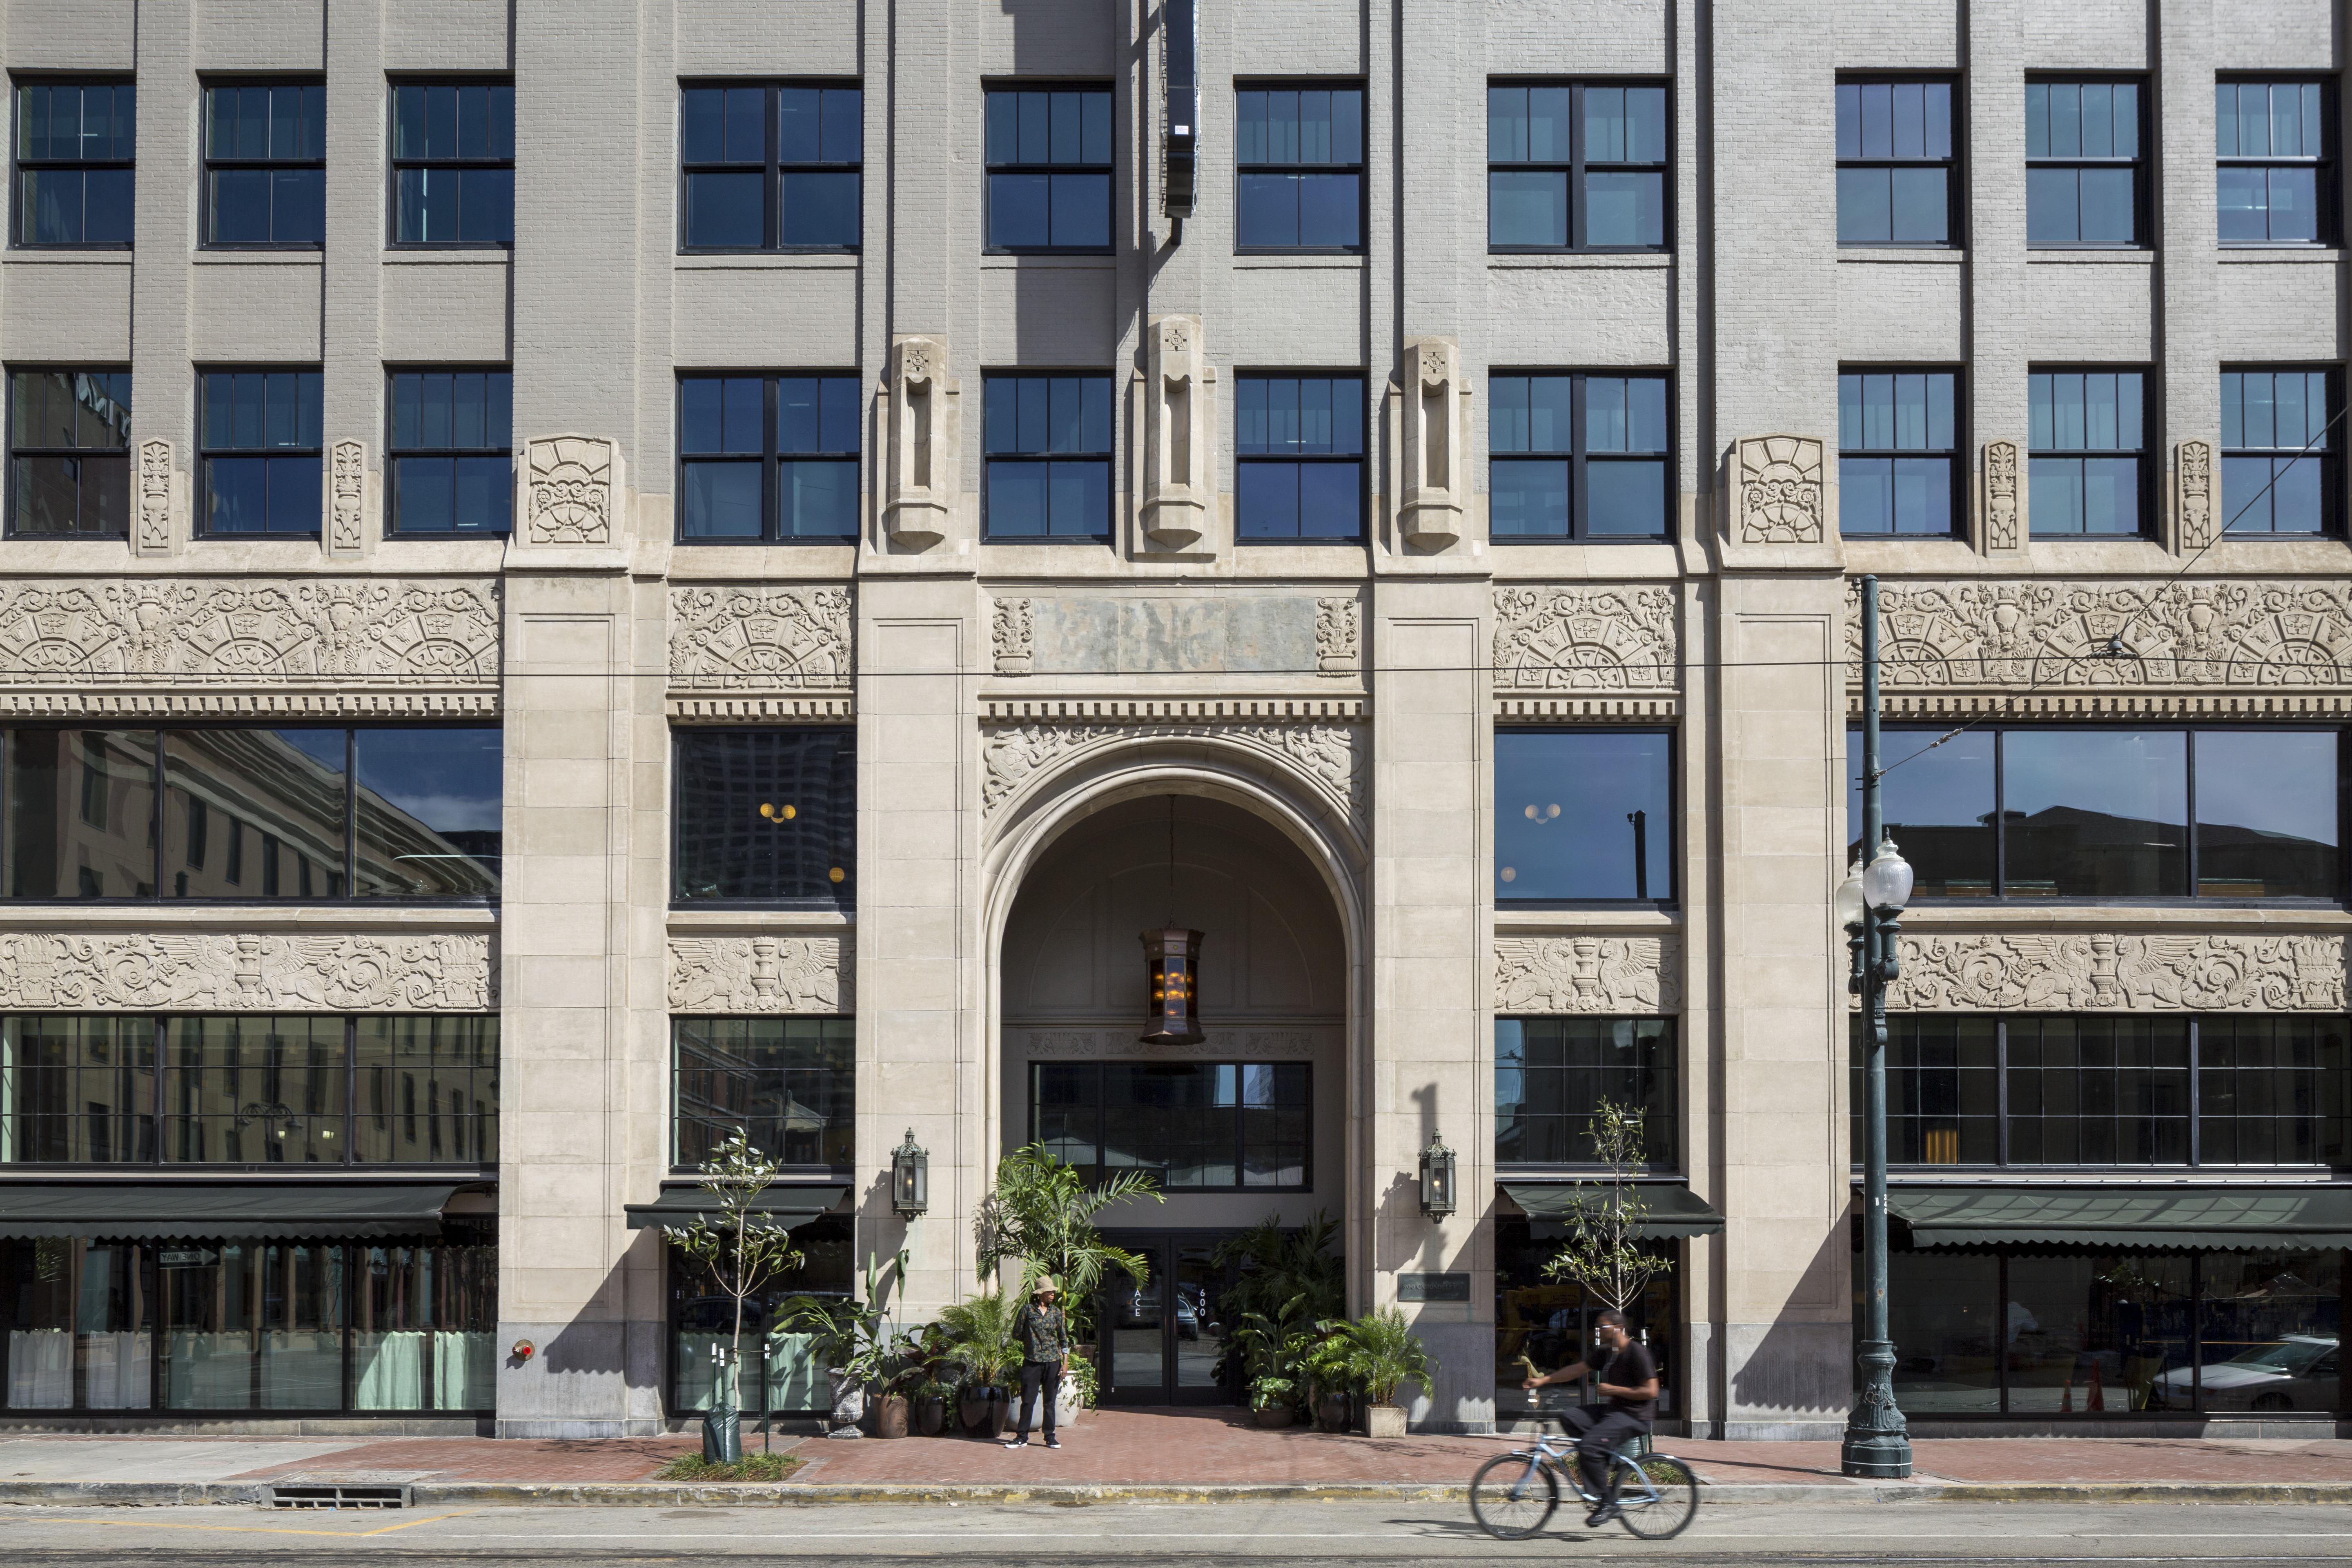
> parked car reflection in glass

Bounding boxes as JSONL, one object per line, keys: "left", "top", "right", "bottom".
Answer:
{"left": 2152, "top": 1334, "right": 2339, "bottom": 1412}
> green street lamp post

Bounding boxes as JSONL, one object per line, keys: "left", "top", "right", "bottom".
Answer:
{"left": 1840, "top": 573, "right": 1915, "bottom": 1480}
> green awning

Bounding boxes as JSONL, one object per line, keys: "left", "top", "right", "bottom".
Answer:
{"left": 0, "top": 1182, "right": 466, "bottom": 1240}
{"left": 1503, "top": 1181, "right": 1725, "bottom": 1239}
{"left": 625, "top": 1183, "right": 849, "bottom": 1231}
{"left": 1886, "top": 1184, "right": 2352, "bottom": 1251}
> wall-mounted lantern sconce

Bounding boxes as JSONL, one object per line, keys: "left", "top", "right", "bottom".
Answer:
{"left": 1419, "top": 1134, "right": 1457, "bottom": 1220}
{"left": 891, "top": 1128, "right": 929, "bottom": 1218}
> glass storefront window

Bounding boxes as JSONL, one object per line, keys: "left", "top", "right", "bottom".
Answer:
{"left": 1, "top": 1238, "right": 152, "bottom": 1410}
{"left": 1494, "top": 1214, "right": 1679, "bottom": 1423}
{"left": 2005, "top": 1253, "right": 2194, "bottom": 1413}
{"left": 673, "top": 1016, "right": 855, "bottom": 1170}
{"left": 2192, "top": 1251, "right": 2343, "bottom": 1416}
{"left": 1496, "top": 1017, "right": 1677, "bottom": 1167}
{"left": 1027, "top": 1060, "right": 1313, "bottom": 1190}
{"left": 2007, "top": 1016, "right": 2190, "bottom": 1165}
{"left": 353, "top": 1016, "right": 499, "bottom": 1164}
{"left": 164, "top": 1016, "right": 348, "bottom": 1165}
{"left": 668, "top": 1214, "right": 851, "bottom": 1415}
{"left": 0, "top": 1014, "right": 157, "bottom": 1164}
{"left": 1884, "top": 1251, "right": 2001, "bottom": 1411}
{"left": 352, "top": 1239, "right": 497, "bottom": 1410}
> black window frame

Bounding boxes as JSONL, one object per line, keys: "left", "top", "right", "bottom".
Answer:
{"left": 2219, "top": 364, "right": 2341, "bottom": 538}
{"left": 199, "top": 78, "right": 326, "bottom": 252}
{"left": 982, "top": 80, "right": 1114, "bottom": 256}
{"left": 1487, "top": 368, "right": 1676, "bottom": 541}
{"left": 2025, "top": 74, "right": 2149, "bottom": 250}
{"left": 1837, "top": 363, "right": 1965, "bottom": 537}
{"left": 1494, "top": 1015, "right": 1681, "bottom": 1172}
{"left": 5, "top": 364, "right": 132, "bottom": 537}
{"left": 980, "top": 368, "right": 1116, "bottom": 541}
{"left": 2217, "top": 75, "right": 2337, "bottom": 249}
{"left": 1851, "top": 722, "right": 2348, "bottom": 904}
{"left": 673, "top": 371, "right": 863, "bottom": 544}
{"left": 196, "top": 365, "right": 324, "bottom": 537}
{"left": 384, "top": 365, "right": 514, "bottom": 537}
{"left": 386, "top": 76, "right": 515, "bottom": 251}
{"left": 11, "top": 76, "right": 135, "bottom": 250}
{"left": 1834, "top": 74, "right": 1962, "bottom": 250}
{"left": 1486, "top": 77, "right": 1672, "bottom": 255}
{"left": 1232, "top": 368, "right": 1366, "bottom": 542}
{"left": 668, "top": 725, "right": 857, "bottom": 909}
{"left": 1028, "top": 1058, "right": 1315, "bottom": 1192}
{"left": 670, "top": 1014, "right": 856, "bottom": 1175}
{"left": 677, "top": 78, "right": 864, "bottom": 256}
{"left": 1234, "top": 78, "right": 1365, "bottom": 255}
{"left": 2027, "top": 363, "right": 2153, "bottom": 538}
{"left": 1494, "top": 724, "right": 1679, "bottom": 905}
{"left": 0, "top": 723, "right": 504, "bottom": 906}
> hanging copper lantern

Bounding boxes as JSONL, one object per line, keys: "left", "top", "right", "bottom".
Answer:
{"left": 1139, "top": 926, "right": 1205, "bottom": 1045}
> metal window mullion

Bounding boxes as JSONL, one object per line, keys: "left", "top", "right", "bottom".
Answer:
{"left": 1996, "top": 1017, "right": 2010, "bottom": 1167}
{"left": 763, "top": 85, "right": 782, "bottom": 251}
{"left": 1569, "top": 373, "right": 1588, "bottom": 539}
{"left": 762, "top": 376, "right": 781, "bottom": 539}
{"left": 2188, "top": 1016, "right": 2201, "bottom": 1167}
{"left": 343, "top": 728, "right": 357, "bottom": 897}
{"left": 149, "top": 730, "right": 165, "bottom": 896}
{"left": 1991, "top": 728, "right": 2006, "bottom": 895}
{"left": 1568, "top": 83, "right": 1586, "bottom": 251}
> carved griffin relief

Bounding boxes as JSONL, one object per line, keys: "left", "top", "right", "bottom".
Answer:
{"left": 0, "top": 932, "right": 494, "bottom": 1011}
{"left": 667, "top": 936, "right": 851, "bottom": 1013}
{"left": 1494, "top": 935, "right": 1683, "bottom": 1013}
{"left": 1883, "top": 931, "right": 2345, "bottom": 1013}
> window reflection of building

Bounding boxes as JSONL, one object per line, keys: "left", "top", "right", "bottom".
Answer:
{"left": 672, "top": 728, "right": 854, "bottom": 904}
{"left": 672, "top": 1017, "right": 853, "bottom": 1169}
{"left": 1493, "top": 1214, "right": 1679, "bottom": 1423}
{"left": 1496, "top": 1018, "right": 1677, "bottom": 1167}
{"left": 1027, "top": 1061, "right": 1311, "bottom": 1189}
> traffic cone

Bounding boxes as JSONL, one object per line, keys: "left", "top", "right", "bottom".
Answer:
{"left": 2060, "top": 1378, "right": 2073, "bottom": 1412}
{"left": 2088, "top": 1362, "right": 2105, "bottom": 1412}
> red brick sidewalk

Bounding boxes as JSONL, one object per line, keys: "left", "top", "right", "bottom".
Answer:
{"left": 227, "top": 1436, "right": 699, "bottom": 1483}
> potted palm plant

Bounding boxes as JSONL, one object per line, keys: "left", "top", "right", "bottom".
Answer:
{"left": 1303, "top": 1325, "right": 1356, "bottom": 1432}
{"left": 1213, "top": 1212, "right": 1343, "bottom": 1422}
{"left": 1334, "top": 1307, "right": 1440, "bottom": 1438}
{"left": 938, "top": 1289, "right": 1021, "bottom": 1438}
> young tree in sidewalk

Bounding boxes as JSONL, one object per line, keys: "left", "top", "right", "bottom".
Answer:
{"left": 1542, "top": 1099, "right": 1668, "bottom": 1316}
{"left": 664, "top": 1128, "right": 804, "bottom": 1459}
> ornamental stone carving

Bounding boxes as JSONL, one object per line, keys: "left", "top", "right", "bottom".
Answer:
{"left": 1735, "top": 435, "right": 1826, "bottom": 544}
{"left": 669, "top": 585, "right": 852, "bottom": 690}
{"left": 1493, "top": 585, "right": 1677, "bottom": 691}
{"left": 0, "top": 579, "right": 500, "bottom": 687}
{"left": 2177, "top": 440, "right": 2216, "bottom": 550}
{"left": 137, "top": 439, "right": 174, "bottom": 555}
{"left": 992, "top": 596, "right": 1034, "bottom": 675}
{"left": 0, "top": 932, "right": 494, "bottom": 1011}
{"left": 1984, "top": 440, "right": 2020, "bottom": 552}
{"left": 1849, "top": 578, "right": 2352, "bottom": 690}
{"left": 667, "top": 935, "right": 851, "bottom": 1013}
{"left": 1494, "top": 935, "right": 1683, "bottom": 1014}
{"left": 981, "top": 721, "right": 1364, "bottom": 824}
{"left": 1315, "top": 597, "right": 1359, "bottom": 677}
{"left": 329, "top": 440, "right": 367, "bottom": 556}
{"left": 524, "top": 435, "right": 617, "bottom": 545}
{"left": 1883, "top": 932, "right": 2345, "bottom": 1013}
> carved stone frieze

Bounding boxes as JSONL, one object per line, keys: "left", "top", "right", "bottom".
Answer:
{"left": 1493, "top": 585, "right": 1676, "bottom": 691}
{"left": 992, "top": 596, "right": 1034, "bottom": 675}
{"left": 1735, "top": 436, "right": 1826, "bottom": 544}
{"left": 136, "top": 439, "right": 174, "bottom": 555}
{"left": 1983, "top": 440, "right": 2020, "bottom": 552}
{"left": 0, "top": 579, "right": 501, "bottom": 689}
{"left": 1315, "top": 597, "right": 1359, "bottom": 677}
{"left": 1883, "top": 931, "right": 2345, "bottom": 1013}
{"left": 524, "top": 435, "right": 616, "bottom": 544}
{"left": 1849, "top": 578, "right": 2352, "bottom": 691}
{"left": 329, "top": 439, "right": 367, "bottom": 555}
{"left": 0, "top": 932, "right": 494, "bottom": 1011}
{"left": 668, "top": 585, "right": 853, "bottom": 691}
{"left": 1018, "top": 1027, "right": 1327, "bottom": 1059}
{"left": 980, "top": 720, "right": 1365, "bottom": 824}
{"left": 1494, "top": 935, "right": 1683, "bottom": 1014}
{"left": 667, "top": 935, "right": 851, "bottom": 1013}
{"left": 2177, "top": 440, "right": 2215, "bottom": 550}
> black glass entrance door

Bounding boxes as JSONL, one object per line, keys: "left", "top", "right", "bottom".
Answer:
{"left": 1097, "top": 1233, "right": 1241, "bottom": 1405}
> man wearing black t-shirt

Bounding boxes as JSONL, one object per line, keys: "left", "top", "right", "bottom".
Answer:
{"left": 1521, "top": 1309, "right": 1659, "bottom": 1527}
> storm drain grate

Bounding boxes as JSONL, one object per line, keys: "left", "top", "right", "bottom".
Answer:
{"left": 270, "top": 1483, "right": 410, "bottom": 1510}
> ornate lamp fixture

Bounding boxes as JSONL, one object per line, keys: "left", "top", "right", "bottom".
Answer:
{"left": 890, "top": 1128, "right": 929, "bottom": 1218}
{"left": 1418, "top": 1134, "right": 1457, "bottom": 1220}
{"left": 1139, "top": 796, "right": 1206, "bottom": 1045}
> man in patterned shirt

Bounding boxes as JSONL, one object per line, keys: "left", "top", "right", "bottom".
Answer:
{"left": 1004, "top": 1276, "right": 1070, "bottom": 1450}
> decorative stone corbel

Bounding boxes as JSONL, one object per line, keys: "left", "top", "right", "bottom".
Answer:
{"left": 328, "top": 439, "right": 368, "bottom": 557}
{"left": 2176, "top": 439, "right": 2215, "bottom": 550}
{"left": 520, "top": 435, "right": 623, "bottom": 545}
{"left": 886, "top": 335, "right": 954, "bottom": 546}
{"left": 1398, "top": 336, "right": 1464, "bottom": 547}
{"left": 1731, "top": 435, "right": 1826, "bottom": 544}
{"left": 1982, "top": 439, "right": 2022, "bottom": 554}
{"left": 1142, "top": 315, "right": 1212, "bottom": 548}
{"left": 135, "top": 438, "right": 176, "bottom": 556}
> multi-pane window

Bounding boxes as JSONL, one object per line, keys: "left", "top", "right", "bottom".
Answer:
{"left": 2221, "top": 369, "right": 2336, "bottom": 535}
{"left": 0, "top": 1014, "right": 498, "bottom": 1166}
{"left": 680, "top": 83, "right": 862, "bottom": 252}
{"left": 1031, "top": 1060, "right": 1311, "bottom": 1189}
{"left": 0, "top": 726, "right": 502, "bottom": 901}
{"left": 1487, "top": 82, "right": 1668, "bottom": 252}
{"left": 1838, "top": 369, "right": 1959, "bottom": 535}
{"left": 983, "top": 372, "right": 1113, "bottom": 538}
{"left": 1496, "top": 1018, "right": 1677, "bottom": 1167}
{"left": 2025, "top": 80, "right": 2143, "bottom": 247}
{"left": 984, "top": 86, "right": 1111, "bottom": 252}
{"left": 8, "top": 370, "right": 129, "bottom": 535}
{"left": 14, "top": 81, "right": 133, "bottom": 247}
{"left": 2028, "top": 369, "right": 2146, "bottom": 535}
{"left": 390, "top": 81, "right": 514, "bottom": 246}
{"left": 1495, "top": 728, "right": 1674, "bottom": 901}
{"left": 670, "top": 728, "right": 855, "bottom": 904}
{"left": 388, "top": 370, "right": 513, "bottom": 535}
{"left": 202, "top": 83, "right": 325, "bottom": 247}
{"left": 199, "top": 369, "right": 322, "bottom": 535}
{"left": 673, "top": 1016, "right": 854, "bottom": 1169}
{"left": 1236, "top": 85, "right": 1363, "bottom": 251}
{"left": 1861, "top": 1014, "right": 2346, "bottom": 1168}
{"left": 677, "top": 374, "right": 860, "bottom": 540}
{"left": 2217, "top": 81, "right": 2333, "bottom": 246}
{"left": 1489, "top": 372, "right": 1672, "bottom": 538}
{"left": 1235, "top": 374, "right": 1362, "bottom": 539}
{"left": 1848, "top": 726, "right": 2341, "bottom": 900}
{"left": 1835, "top": 80, "right": 1956, "bottom": 246}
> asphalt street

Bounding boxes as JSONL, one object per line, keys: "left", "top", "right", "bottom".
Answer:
{"left": 0, "top": 1501, "right": 2346, "bottom": 1566}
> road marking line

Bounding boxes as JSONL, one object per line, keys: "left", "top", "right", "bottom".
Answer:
{"left": 59, "top": 1509, "right": 473, "bottom": 1539}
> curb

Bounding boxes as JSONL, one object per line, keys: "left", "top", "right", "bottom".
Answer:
{"left": 2, "top": 1478, "right": 2350, "bottom": 1509}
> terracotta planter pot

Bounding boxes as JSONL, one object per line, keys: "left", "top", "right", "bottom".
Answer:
{"left": 1253, "top": 1404, "right": 1296, "bottom": 1429}
{"left": 1315, "top": 1391, "right": 1352, "bottom": 1433}
{"left": 1360, "top": 1403, "right": 1407, "bottom": 1438}
{"left": 916, "top": 1394, "right": 947, "bottom": 1436}
{"left": 872, "top": 1392, "right": 910, "bottom": 1439}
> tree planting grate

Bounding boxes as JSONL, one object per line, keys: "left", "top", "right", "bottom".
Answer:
{"left": 270, "top": 1483, "right": 410, "bottom": 1510}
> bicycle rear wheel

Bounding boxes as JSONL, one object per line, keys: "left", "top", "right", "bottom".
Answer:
{"left": 1469, "top": 1451, "right": 1560, "bottom": 1540}
{"left": 1615, "top": 1453, "right": 1699, "bottom": 1540}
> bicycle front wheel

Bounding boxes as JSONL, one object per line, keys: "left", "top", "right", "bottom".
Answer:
{"left": 1615, "top": 1453, "right": 1699, "bottom": 1540}
{"left": 1469, "top": 1450, "right": 1560, "bottom": 1540}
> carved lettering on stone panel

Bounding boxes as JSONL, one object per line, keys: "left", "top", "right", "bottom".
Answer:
{"left": 1849, "top": 578, "right": 2352, "bottom": 690}
{"left": 669, "top": 585, "right": 853, "bottom": 690}
{"left": 667, "top": 936, "right": 851, "bottom": 1013}
{"left": 137, "top": 439, "right": 174, "bottom": 553}
{"left": 992, "top": 596, "right": 1034, "bottom": 675}
{"left": 1315, "top": 597, "right": 1359, "bottom": 677}
{"left": 1494, "top": 935, "right": 1683, "bottom": 1014}
{"left": 0, "top": 932, "right": 495, "bottom": 1011}
{"left": 329, "top": 440, "right": 367, "bottom": 555}
{"left": 2177, "top": 440, "right": 2216, "bottom": 550}
{"left": 525, "top": 435, "right": 615, "bottom": 544}
{"left": 1735, "top": 436, "right": 1826, "bottom": 544}
{"left": 1492, "top": 586, "right": 1677, "bottom": 690}
{"left": 1883, "top": 932, "right": 2345, "bottom": 1012}
{"left": 1983, "top": 440, "right": 2020, "bottom": 552}
{"left": 981, "top": 722, "right": 1363, "bottom": 824}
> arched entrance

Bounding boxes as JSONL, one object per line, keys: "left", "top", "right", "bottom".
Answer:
{"left": 992, "top": 780, "right": 1355, "bottom": 1404}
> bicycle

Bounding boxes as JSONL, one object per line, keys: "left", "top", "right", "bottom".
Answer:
{"left": 1469, "top": 1429, "right": 1700, "bottom": 1541}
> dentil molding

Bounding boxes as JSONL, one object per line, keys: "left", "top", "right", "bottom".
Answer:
{"left": 668, "top": 935, "right": 852, "bottom": 1013}
{"left": 980, "top": 719, "right": 1365, "bottom": 825}
{"left": 1493, "top": 585, "right": 1677, "bottom": 693}
{"left": 1882, "top": 931, "right": 2346, "bottom": 1013}
{"left": 669, "top": 584, "right": 853, "bottom": 692}
{"left": 0, "top": 932, "right": 495, "bottom": 1011}
{"left": 1494, "top": 935, "right": 1683, "bottom": 1014}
